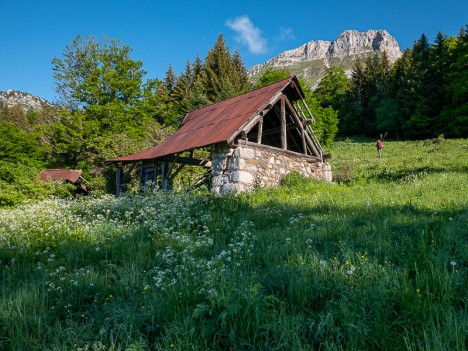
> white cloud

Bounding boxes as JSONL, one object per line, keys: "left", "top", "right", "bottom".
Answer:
{"left": 277, "top": 27, "right": 295, "bottom": 42}
{"left": 226, "top": 16, "right": 267, "bottom": 54}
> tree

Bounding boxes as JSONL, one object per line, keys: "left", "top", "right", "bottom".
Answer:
{"left": 164, "top": 64, "right": 177, "bottom": 92}
{"left": 52, "top": 35, "right": 146, "bottom": 110}
{"left": 305, "top": 96, "right": 339, "bottom": 146}
{"left": 340, "top": 60, "right": 365, "bottom": 135}
{"left": 50, "top": 35, "right": 152, "bottom": 166}
{"left": 340, "top": 54, "right": 391, "bottom": 137}
{"left": 255, "top": 67, "right": 290, "bottom": 87}
{"left": 139, "top": 78, "right": 178, "bottom": 125}
{"left": 377, "top": 49, "right": 414, "bottom": 138}
{"left": 314, "top": 66, "right": 349, "bottom": 109}
{"left": 404, "top": 34, "right": 433, "bottom": 138}
{"left": 202, "top": 34, "right": 250, "bottom": 101}
{"left": 438, "top": 26, "right": 468, "bottom": 137}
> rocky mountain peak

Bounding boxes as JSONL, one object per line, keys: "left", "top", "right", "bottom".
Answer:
{"left": 0, "top": 89, "right": 51, "bottom": 111}
{"left": 328, "top": 29, "right": 401, "bottom": 61}
{"left": 248, "top": 29, "right": 402, "bottom": 85}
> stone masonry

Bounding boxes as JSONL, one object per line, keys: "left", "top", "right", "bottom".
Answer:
{"left": 211, "top": 143, "right": 332, "bottom": 195}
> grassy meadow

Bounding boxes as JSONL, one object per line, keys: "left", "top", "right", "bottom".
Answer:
{"left": 1, "top": 137, "right": 467, "bottom": 350}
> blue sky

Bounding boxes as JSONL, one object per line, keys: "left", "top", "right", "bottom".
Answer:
{"left": 1, "top": 0, "right": 466, "bottom": 102}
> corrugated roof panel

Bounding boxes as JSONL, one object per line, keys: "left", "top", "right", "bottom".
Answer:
{"left": 112, "top": 77, "right": 300, "bottom": 162}
{"left": 39, "top": 169, "right": 82, "bottom": 183}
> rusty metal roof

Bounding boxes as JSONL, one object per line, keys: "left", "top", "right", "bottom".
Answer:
{"left": 39, "top": 169, "right": 83, "bottom": 183}
{"left": 111, "top": 77, "right": 304, "bottom": 162}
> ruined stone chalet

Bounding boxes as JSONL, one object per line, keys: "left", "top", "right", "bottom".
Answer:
{"left": 110, "top": 76, "right": 332, "bottom": 195}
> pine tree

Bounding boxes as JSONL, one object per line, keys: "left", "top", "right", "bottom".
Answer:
{"left": 164, "top": 64, "right": 177, "bottom": 92}
{"left": 192, "top": 54, "right": 204, "bottom": 80}
{"left": 405, "top": 34, "right": 433, "bottom": 138}
{"left": 439, "top": 26, "right": 468, "bottom": 137}
{"left": 231, "top": 49, "right": 250, "bottom": 93}
{"left": 202, "top": 34, "right": 250, "bottom": 102}
{"left": 340, "top": 60, "right": 365, "bottom": 135}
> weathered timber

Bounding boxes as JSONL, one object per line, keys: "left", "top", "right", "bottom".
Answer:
{"left": 188, "top": 172, "right": 211, "bottom": 192}
{"left": 281, "top": 97, "right": 287, "bottom": 150}
{"left": 162, "top": 156, "right": 211, "bottom": 168}
{"left": 169, "top": 163, "right": 186, "bottom": 182}
{"left": 261, "top": 123, "right": 299, "bottom": 137}
{"left": 240, "top": 141, "right": 321, "bottom": 162}
{"left": 161, "top": 161, "right": 168, "bottom": 191}
{"left": 227, "top": 90, "right": 283, "bottom": 144}
{"left": 257, "top": 116, "right": 263, "bottom": 144}
{"left": 282, "top": 95, "right": 308, "bottom": 155}
{"left": 116, "top": 167, "right": 122, "bottom": 196}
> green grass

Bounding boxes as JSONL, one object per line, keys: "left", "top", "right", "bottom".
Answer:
{"left": 1, "top": 138, "right": 467, "bottom": 350}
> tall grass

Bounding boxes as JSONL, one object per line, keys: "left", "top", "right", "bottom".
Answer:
{"left": 1, "top": 138, "right": 467, "bottom": 350}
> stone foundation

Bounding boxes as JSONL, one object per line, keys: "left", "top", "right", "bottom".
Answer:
{"left": 211, "top": 143, "right": 332, "bottom": 195}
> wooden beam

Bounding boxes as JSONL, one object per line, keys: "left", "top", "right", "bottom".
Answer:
{"left": 115, "top": 167, "right": 122, "bottom": 197}
{"left": 187, "top": 172, "right": 211, "bottom": 193}
{"left": 242, "top": 141, "right": 320, "bottom": 162}
{"left": 152, "top": 162, "right": 158, "bottom": 191}
{"left": 161, "top": 161, "right": 168, "bottom": 191}
{"left": 300, "top": 97, "right": 316, "bottom": 123}
{"left": 162, "top": 156, "right": 211, "bottom": 168}
{"left": 304, "top": 130, "right": 321, "bottom": 158}
{"left": 302, "top": 129, "right": 307, "bottom": 155}
{"left": 281, "top": 97, "right": 287, "bottom": 150}
{"left": 262, "top": 123, "right": 298, "bottom": 137}
{"left": 284, "top": 95, "right": 323, "bottom": 159}
{"left": 138, "top": 161, "right": 144, "bottom": 186}
{"left": 227, "top": 91, "right": 283, "bottom": 144}
{"left": 282, "top": 96, "right": 308, "bottom": 156}
{"left": 169, "top": 163, "right": 186, "bottom": 182}
{"left": 166, "top": 155, "right": 179, "bottom": 178}
{"left": 257, "top": 116, "right": 263, "bottom": 144}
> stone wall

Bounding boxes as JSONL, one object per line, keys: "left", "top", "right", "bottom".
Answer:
{"left": 211, "top": 143, "right": 332, "bottom": 195}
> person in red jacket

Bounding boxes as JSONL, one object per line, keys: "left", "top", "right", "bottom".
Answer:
{"left": 376, "top": 140, "right": 383, "bottom": 158}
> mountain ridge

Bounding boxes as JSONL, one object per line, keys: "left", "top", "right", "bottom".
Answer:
{"left": 0, "top": 89, "right": 51, "bottom": 111}
{"left": 248, "top": 29, "right": 402, "bottom": 86}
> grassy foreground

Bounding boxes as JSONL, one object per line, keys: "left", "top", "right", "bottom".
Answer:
{"left": 1, "top": 138, "right": 467, "bottom": 350}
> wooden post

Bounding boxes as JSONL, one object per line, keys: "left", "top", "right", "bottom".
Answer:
{"left": 281, "top": 97, "right": 287, "bottom": 150}
{"left": 302, "top": 129, "right": 307, "bottom": 155}
{"left": 161, "top": 161, "right": 168, "bottom": 191}
{"left": 139, "top": 161, "right": 144, "bottom": 188}
{"left": 152, "top": 161, "right": 158, "bottom": 191}
{"left": 257, "top": 116, "right": 263, "bottom": 144}
{"left": 115, "top": 166, "right": 122, "bottom": 197}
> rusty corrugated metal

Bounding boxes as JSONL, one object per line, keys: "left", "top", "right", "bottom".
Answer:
{"left": 111, "top": 77, "right": 302, "bottom": 162}
{"left": 39, "top": 169, "right": 82, "bottom": 183}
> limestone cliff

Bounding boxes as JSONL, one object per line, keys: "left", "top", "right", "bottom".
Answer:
{"left": 0, "top": 89, "right": 50, "bottom": 111}
{"left": 248, "top": 29, "right": 402, "bottom": 86}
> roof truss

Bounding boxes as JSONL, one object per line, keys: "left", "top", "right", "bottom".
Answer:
{"left": 228, "top": 93, "right": 322, "bottom": 158}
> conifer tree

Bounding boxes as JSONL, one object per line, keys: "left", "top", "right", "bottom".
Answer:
{"left": 439, "top": 26, "right": 468, "bottom": 137}
{"left": 404, "top": 34, "right": 433, "bottom": 138}
{"left": 202, "top": 34, "right": 249, "bottom": 102}
{"left": 340, "top": 60, "right": 365, "bottom": 135}
{"left": 164, "top": 64, "right": 177, "bottom": 92}
{"left": 231, "top": 49, "right": 250, "bottom": 93}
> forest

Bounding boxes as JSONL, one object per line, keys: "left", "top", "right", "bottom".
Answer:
{"left": 0, "top": 26, "right": 466, "bottom": 206}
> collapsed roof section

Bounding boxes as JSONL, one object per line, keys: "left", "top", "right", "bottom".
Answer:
{"left": 39, "top": 169, "right": 84, "bottom": 183}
